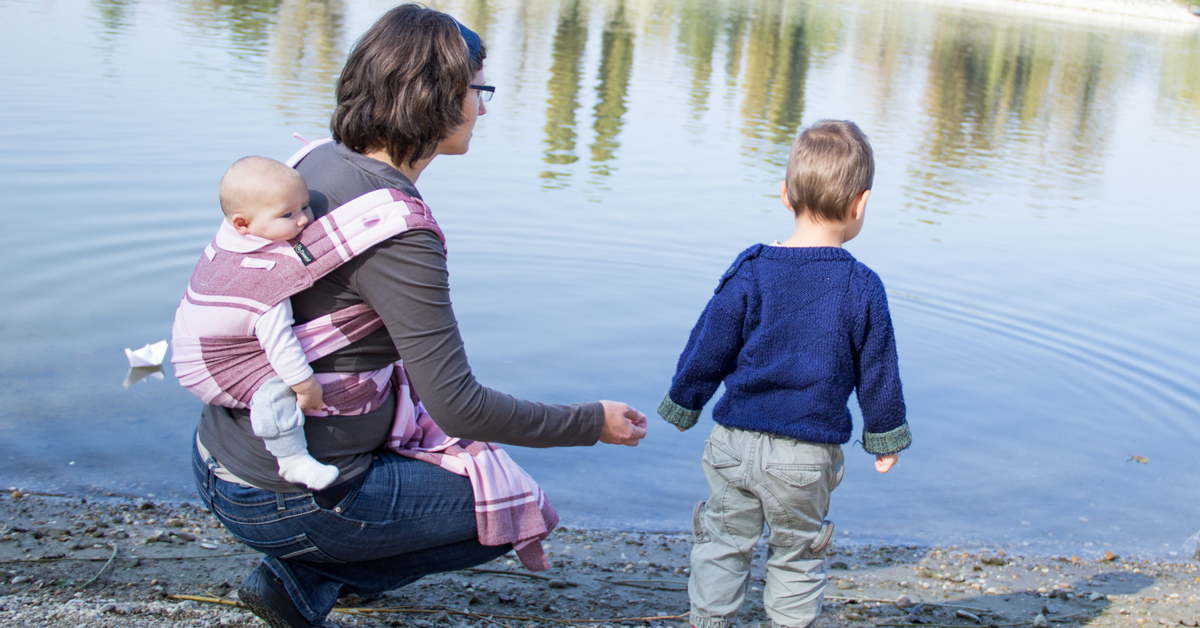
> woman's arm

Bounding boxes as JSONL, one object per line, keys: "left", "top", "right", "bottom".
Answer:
{"left": 351, "top": 229, "right": 606, "bottom": 448}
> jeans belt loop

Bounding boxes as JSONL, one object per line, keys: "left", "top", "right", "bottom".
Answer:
{"left": 205, "top": 458, "right": 219, "bottom": 492}
{"left": 275, "top": 492, "right": 286, "bottom": 512}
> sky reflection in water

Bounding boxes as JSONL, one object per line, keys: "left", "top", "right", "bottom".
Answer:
{"left": 0, "top": 0, "right": 1198, "bottom": 558}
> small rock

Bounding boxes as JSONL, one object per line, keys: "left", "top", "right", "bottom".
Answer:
{"left": 956, "top": 610, "right": 982, "bottom": 623}
{"left": 11, "top": 575, "right": 31, "bottom": 585}
{"left": 830, "top": 561, "right": 849, "bottom": 570}
{"left": 1100, "top": 551, "right": 1118, "bottom": 562}
{"left": 1088, "top": 592, "right": 1105, "bottom": 602}
{"left": 835, "top": 580, "right": 855, "bottom": 590}
{"left": 895, "top": 594, "right": 914, "bottom": 609}
{"left": 338, "top": 593, "right": 367, "bottom": 607}
{"left": 1032, "top": 613, "right": 1049, "bottom": 628}
{"left": 548, "top": 579, "right": 571, "bottom": 589}
{"left": 112, "top": 603, "right": 132, "bottom": 615}
{"left": 979, "top": 553, "right": 1006, "bottom": 566}
{"left": 200, "top": 542, "right": 218, "bottom": 550}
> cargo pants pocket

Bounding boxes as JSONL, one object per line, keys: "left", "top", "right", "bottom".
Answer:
{"left": 808, "top": 520, "right": 834, "bottom": 556}
{"left": 692, "top": 500, "right": 711, "bottom": 543}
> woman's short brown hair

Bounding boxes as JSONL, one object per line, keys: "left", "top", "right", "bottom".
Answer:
{"left": 331, "top": 4, "right": 487, "bottom": 169}
{"left": 785, "top": 120, "right": 874, "bottom": 223}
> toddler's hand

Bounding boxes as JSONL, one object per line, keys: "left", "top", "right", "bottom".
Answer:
{"left": 292, "top": 376, "right": 324, "bottom": 412}
{"left": 875, "top": 453, "right": 898, "bottom": 474}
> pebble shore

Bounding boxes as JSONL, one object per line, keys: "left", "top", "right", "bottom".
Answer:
{"left": 2, "top": 491, "right": 1199, "bottom": 628}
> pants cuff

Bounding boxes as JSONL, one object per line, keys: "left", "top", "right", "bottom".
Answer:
{"left": 691, "top": 610, "right": 735, "bottom": 628}
{"left": 773, "top": 622, "right": 815, "bottom": 628}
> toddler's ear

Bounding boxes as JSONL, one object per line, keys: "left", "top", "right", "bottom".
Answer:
{"left": 779, "top": 181, "right": 794, "bottom": 211}
{"left": 852, "top": 189, "right": 871, "bottom": 220}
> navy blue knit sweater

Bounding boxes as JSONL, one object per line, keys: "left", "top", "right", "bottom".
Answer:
{"left": 658, "top": 244, "right": 911, "bottom": 454}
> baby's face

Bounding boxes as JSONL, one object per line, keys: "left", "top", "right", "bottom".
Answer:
{"left": 246, "top": 179, "right": 312, "bottom": 242}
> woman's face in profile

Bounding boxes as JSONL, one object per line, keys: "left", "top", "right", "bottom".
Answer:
{"left": 438, "top": 69, "right": 488, "bottom": 157}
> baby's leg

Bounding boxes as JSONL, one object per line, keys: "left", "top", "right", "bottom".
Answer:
{"left": 248, "top": 377, "right": 339, "bottom": 491}
{"left": 757, "top": 438, "right": 844, "bottom": 628}
{"left": 689, "top": 425, "right": 763, "bottom": 628}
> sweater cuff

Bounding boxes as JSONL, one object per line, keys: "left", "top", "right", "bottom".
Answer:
{"left": 864, "top": 422, "right": 911, "bottom": 455}
{"left": 657, "top": 393, "right": 701, "bottom": 431}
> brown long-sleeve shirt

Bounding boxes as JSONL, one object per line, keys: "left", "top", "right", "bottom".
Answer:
{"left": 198, "top": 142, "right": 603, "bottom": 492}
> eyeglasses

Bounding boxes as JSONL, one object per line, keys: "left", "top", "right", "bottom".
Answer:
{"left": 469, "top": 84, "right": 495, "bottom": 103}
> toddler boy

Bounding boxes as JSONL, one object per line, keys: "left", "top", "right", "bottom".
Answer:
{"left": 658, "top": 120, "right": 911, "bottom": 628}
{"left": 186, "top": 156, "right": 338, "bottom": 490}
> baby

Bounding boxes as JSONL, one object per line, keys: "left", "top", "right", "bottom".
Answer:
{"left": 212, "top": 156, "right": 338, "bottom": 490}
{"left": 659, "top": 120, "right": 911, "bottom": 628}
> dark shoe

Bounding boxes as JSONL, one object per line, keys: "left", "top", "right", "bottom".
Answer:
{"left": 238, "top": 563, "right": 318, "bottom": 628}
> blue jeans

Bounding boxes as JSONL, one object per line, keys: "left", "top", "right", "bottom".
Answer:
{"left": 192, "top": 441, "right": 510, "bottom": 623}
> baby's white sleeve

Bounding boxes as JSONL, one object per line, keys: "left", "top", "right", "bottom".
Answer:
{"left": 254, "top": 299, "right": 314, "bottom": 387}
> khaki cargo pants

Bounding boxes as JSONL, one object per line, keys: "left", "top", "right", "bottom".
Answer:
{"left": 689, "top": 424, "right": 843, "bottom": 628}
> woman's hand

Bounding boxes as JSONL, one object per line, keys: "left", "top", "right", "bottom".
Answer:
{"left": 598, "top": 400, "right": 648, "bottom": 446}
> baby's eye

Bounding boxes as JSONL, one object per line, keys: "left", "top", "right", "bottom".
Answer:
{"left": 281, "top": 212, "right": 293, "bottom": 218}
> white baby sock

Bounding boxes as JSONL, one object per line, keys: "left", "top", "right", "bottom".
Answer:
{"left": 277, "top": 453, "right": 340, "bottom": 491}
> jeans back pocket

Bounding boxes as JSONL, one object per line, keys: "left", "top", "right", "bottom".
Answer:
{"left": 239, "top": 532, "right": 342, "bottom": 563}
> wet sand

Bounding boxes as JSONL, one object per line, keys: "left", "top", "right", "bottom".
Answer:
{"left": 1, "top": 491, "right": 1198, "bottom": 627}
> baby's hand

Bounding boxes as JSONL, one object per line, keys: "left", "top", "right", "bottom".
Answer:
{"left": 875, "top": 453, "right": 898, "bottom": 474}
{"left": 292, "top": 376, "right": 324, "bottom": 412}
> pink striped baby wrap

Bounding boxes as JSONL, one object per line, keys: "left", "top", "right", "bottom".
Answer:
{"left": 386, "top": 363, "right": 559, "bottom": 571}
{"left": 171, "top": 182, "right": 444, "bottom": 409}
{"left": 172, "top": 138, "right": 559, "bottom": 571}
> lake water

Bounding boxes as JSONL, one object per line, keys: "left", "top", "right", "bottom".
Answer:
{"left": 2, "top": 0, "right": 1199, "bottom": 559}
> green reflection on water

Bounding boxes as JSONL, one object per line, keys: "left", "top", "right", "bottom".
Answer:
{"left": 541, "top": 0, "right": 589, "bottom": 183}
{"left": 903, "top": 11, "right": 1126, "bottom": 216}
{"left": 92, "top": 0, "right": 137, "bottom": 38}
{"left": 84, "top": 0, "right": 1200, "bottom": 203}
{"left": 590, "top": 1, "right": 634, "bottom": 180}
